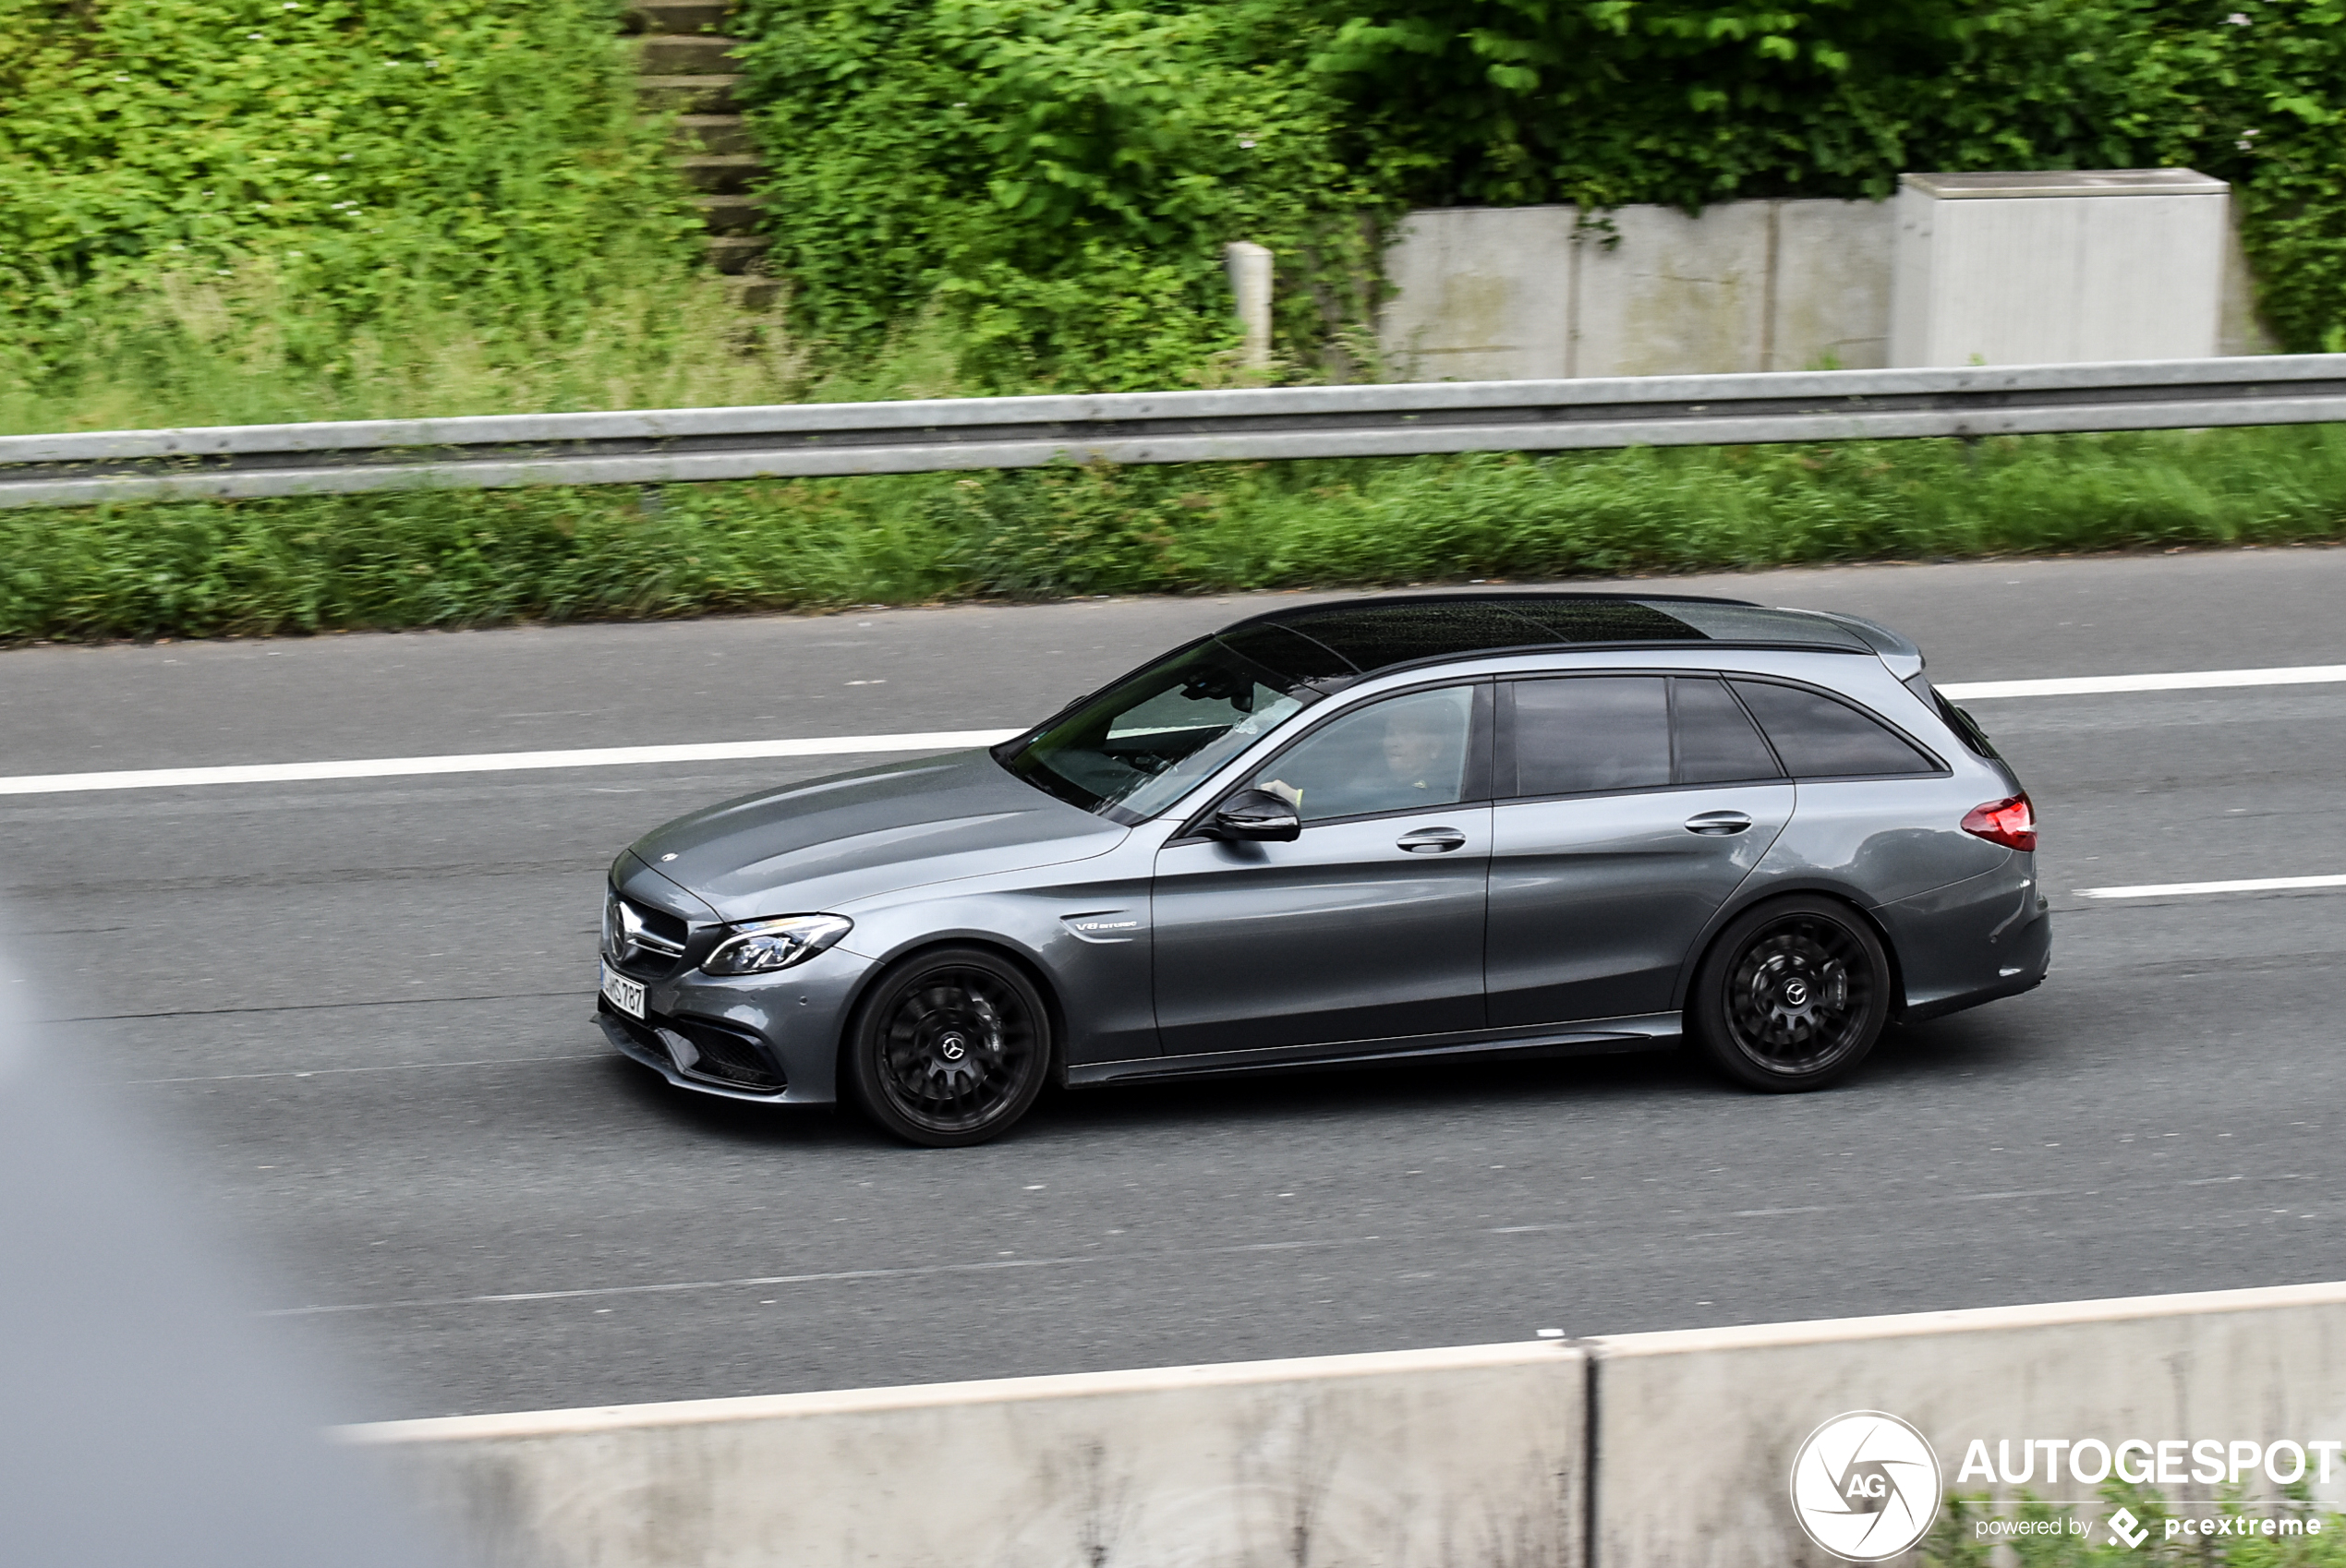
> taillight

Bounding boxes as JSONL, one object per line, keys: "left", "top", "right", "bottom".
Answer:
{"left": 1962, "top": 792, "right": 2037, "bottom": 852}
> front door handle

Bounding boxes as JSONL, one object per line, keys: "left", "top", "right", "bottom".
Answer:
{"left": 1684, "top": 811, "right": 1753, "bottom": 836}
{"left": 1397, "top": 826, "right": 1468, "bottom": 853}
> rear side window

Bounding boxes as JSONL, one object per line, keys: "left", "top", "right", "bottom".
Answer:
{"left": 1672, "top": 677, "right": 1782, "bottom": 784}
{"left": 1511, "top": 677, "right": 1672, "bottom": 795}
{"left": 1730, "top": 680, "right": 1939, "bottom": 778}
{"left": 1508, "top": 676, "right": 1785, "bottom": 795}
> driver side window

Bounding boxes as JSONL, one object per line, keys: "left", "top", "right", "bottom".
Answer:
{"left": 1249, "top": 686, "right": 1476, "bottom": 824}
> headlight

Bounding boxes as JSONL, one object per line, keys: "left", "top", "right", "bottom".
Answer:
{"left": 700, "top": 914, "right": 853, "bottom": 976}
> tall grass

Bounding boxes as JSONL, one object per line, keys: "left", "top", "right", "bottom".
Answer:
{"left": 6, "top": 426, "right": 2343, "bottom": 644}
{"left": 0, "top": 259, "right": 810, "bottom": 434}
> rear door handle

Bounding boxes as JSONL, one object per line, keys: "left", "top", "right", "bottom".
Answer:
{"left": 1397, "top": 826, "right": 1468, "bottom": 853}
{"left": 1684, "top": 811, "right": 1753, "bottom": 836}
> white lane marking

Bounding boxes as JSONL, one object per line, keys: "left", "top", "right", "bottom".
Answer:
{"left": 2077, "top": 874, "right": 2346, "bottom": 899}
{"left": 1941, "top": 664, "right": 2346, "bottom": 700}
{"left": 0, "top": 730, "right": 1022, "bottom": 797}
{"left": 266, "top": 1234, "right": 1384, "bottom": 1317}
{"left": 4, "top": 660, "right": 2343, "bottom": 798}
{"left": 126, "top": 1053, "right": 602, "bottom": 1085}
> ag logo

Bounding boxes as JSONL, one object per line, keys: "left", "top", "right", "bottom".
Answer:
{"left": 1789, "top": 1411, "right": 1942, "bottom": 1562}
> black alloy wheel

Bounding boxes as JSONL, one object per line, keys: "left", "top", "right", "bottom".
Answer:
{"left": 848, "top": 947, "right": 1052, "bottom": 1147}
{"left": 1688, "top": 896, "right": 1892, "bottom": 1092}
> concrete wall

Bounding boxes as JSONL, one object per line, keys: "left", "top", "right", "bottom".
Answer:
{"left": 1378, "top": 200, "right": 1893, "bottom": 381}
{"left": 348, "top": 1343, "right": 1589, "bottom": 1568}
{"left": 1377, "top": 193, "right": 2273, "bottom": 381}
{"left": 348, "top": 1282, "right": 2346, "bottom": 1568}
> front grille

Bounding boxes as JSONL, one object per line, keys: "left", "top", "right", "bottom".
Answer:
{"left": 604, "top": 890, "right": 691, "bottom": 979}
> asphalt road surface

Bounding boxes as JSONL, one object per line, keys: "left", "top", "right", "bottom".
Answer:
{"left": 6, "top": 549, "right": 2343, "bottom": 1421}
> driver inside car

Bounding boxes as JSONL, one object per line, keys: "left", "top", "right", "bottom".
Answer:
{"left": 1256, "top": 688, "right": 1471, "bottom": 821}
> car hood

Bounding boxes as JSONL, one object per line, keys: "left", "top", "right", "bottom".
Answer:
{"left": 626, "top": 749, "right": 1127, "bottom": 923}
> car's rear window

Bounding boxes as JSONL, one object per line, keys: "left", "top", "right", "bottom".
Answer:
{"left": 1730, "top": 681, "right": 1939, "bottom": 778}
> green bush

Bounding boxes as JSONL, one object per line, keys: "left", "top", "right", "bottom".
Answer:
{"left": 7, "top": 426, "right": 2344, "bottom": 643}
{"left": 0, "top": 0, "right": 724, "bottom": 428}
{"left": 732, "top": 0, "right": 1388, "bottom": 393}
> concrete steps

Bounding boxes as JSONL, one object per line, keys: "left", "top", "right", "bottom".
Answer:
{"left": 625, "top": 2, "right": 770, "bottom": 287}
{"left": 637, "top": 74, "right": 741, "bottom": 115}
{"left": 679, "top": 153, "right": 759, "bottom": 194}
{"left": 630, "top": 0, "right": 732, "bottom": 31}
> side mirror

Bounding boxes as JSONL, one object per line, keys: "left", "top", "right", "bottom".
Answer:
{"left": 1210, "top": 789, "right": 1301, "bottom": 842}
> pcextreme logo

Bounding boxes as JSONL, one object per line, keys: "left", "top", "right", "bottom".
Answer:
{"left": 1790, "top": 1411, "right": 1944, "bottom": 1562}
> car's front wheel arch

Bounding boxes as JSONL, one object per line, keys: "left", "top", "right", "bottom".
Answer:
{"left": 838, "top": 940, "right": 1067, "bottom": 1146}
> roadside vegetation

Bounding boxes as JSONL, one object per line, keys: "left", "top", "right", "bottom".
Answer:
{"left": 7, "top": 426, "right": 2345, "bottom": 643}
{"left": 5, "top": 2, "right": 2346, "bottom": 639}
{"left": 0, "top": 0, "right": 746, "bottom": 433}
{"left": 6, "top": 1, "right": 2345, "bottom": 428}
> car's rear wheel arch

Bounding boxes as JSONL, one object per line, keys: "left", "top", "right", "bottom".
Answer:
{"left": 1675, "top": 881, "right": 1905, "bottom": 1020}
{"left": 1685, "top": 891, "right": 1896, "bottom": 1092}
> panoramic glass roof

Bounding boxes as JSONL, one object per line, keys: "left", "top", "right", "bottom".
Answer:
{"left": 1226, "top": 594, "right": 1870, "bottom": 681}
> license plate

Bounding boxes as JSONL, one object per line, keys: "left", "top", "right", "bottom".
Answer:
{"left": 599, "top": 961, "right": 646, "bottom": 1019}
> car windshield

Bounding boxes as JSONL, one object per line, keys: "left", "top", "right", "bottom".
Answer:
{"left": 999, "top": 638, "right": 1324, "bottom": 819}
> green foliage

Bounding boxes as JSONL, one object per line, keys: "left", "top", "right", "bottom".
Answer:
{"left": 2117, "top": 2, "right": 2346, "bottom": 354}
{"left": 0, "top": 0, "right": 706, "bottom": 404}
{"left": 732, "top": 0, "right": 1390, "bottom": 392}
{"left": 1312, "top": 0, "right": 1977, "bottom": 209}
{"left": 8, "top": 427, "right": 2346, "bottom": 642}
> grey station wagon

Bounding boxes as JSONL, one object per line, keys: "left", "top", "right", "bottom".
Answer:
{"left": 598, "top": 594, "right": 2049, "bottom": 1146}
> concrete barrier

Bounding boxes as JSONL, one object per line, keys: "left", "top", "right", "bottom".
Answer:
{"left": 346, "top": 1344, "right": 1589, "bottom": 1568}
{"left": 348, "top": 1282, "right": 2346, "bottom": 1568}
{"left": 1596, "top": 1281, "right": 2346, "bottom": 1566}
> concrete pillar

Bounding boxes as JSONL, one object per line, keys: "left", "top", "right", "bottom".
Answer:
{"left": 1224, "top": 242, "right": 1274, "bottom": 369}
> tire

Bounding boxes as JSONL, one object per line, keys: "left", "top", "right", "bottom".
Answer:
{"left": 845, "top": 947, "right": 1053, "bottom": 1147}
{"left": 1687, "top": 896, "right": 1892, "bottom": 1092}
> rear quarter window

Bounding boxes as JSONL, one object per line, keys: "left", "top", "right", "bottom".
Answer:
{"left": 1904, "top": 672, "right": 2001, "bottom": 759}
{"left": 1729, "top": 680, "right": 1940, "bottom": 778}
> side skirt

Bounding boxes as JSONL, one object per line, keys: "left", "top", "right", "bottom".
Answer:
{"left": 1066, "top": 1012, "right": 1682, "bottom": 1089}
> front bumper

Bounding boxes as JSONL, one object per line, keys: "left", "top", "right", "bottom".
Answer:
{"left": 596, "top": 941, "right": 877, "bottom": 1104}
{"left": 599, "top": 1003, "right": 799, "bottom": 1103}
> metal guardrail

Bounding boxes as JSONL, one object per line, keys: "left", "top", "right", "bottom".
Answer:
{"left": 4, "top": 356, "right": 2344, "bottom": 509}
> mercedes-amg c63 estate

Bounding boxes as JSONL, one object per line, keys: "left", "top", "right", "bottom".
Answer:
{"left": 597, "top": 594, "right": 2048, "bottom": 1145}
